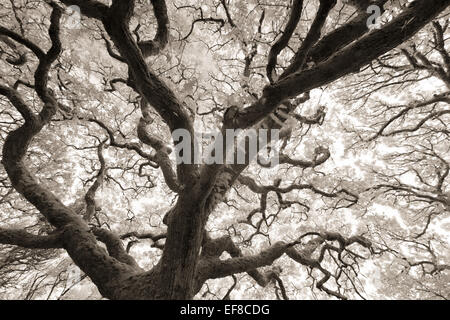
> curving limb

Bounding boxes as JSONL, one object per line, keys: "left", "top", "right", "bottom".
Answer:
{"left": 84, "top": 141, "right": 107, "bottom": 222}
{"left": 0, "top": 0, "right": 448, "bottom": 300}
{"left": 280, "top": 0, "right": 337, "bottom": 79}
{"left": 232, "top": 0, "right": 450, "bottom": 130}
{"left": 138, "top": 0, "right": 170, "bottom": 57}
{"left": 198, "top": 232, "right": 372, "bottom": 299}
{"left": 0, "top": 2, "right": 139, "bottom": 298}
{"left": 92, "top": 227, "right": 142, "bottom": 269}
{"left": 266, "top": 0, "right": 304, "bottom": 83}
{"left": 0, "top": 228, "right": 63, "bottom": 249}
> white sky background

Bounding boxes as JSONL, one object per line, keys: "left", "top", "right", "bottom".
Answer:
{"left": 1, "top": 0, "right": 449, "bottom": 300}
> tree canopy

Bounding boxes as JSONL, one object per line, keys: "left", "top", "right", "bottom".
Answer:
{"left": 0, "top": 0, "right": 449, "bottom": 300}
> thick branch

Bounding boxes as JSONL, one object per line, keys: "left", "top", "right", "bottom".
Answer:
{"left": 138, "top": 0, "right": 170, "bottom": 57}
{"left": 200, "top": 240, "right": 288, "bottom": 284}
{"left": 233, "top": 0, "right": 450, "bottom": 129}
{"left": 92, "top": 228, "right": 141, "bottom": 269}
{"left": 308, "top": 0, "right": 388, "bottom": 64}
{"left": 101, "top": 0, "right": 197, "bottom": 185}
{"left": 280, "top": 0, "right": 337, "bottom": 78}
{"left": 60, "top": 0, "right": 108, "bottom": 20}
{"left": 84, "top": 142, "right": 107, "bottom": 221}
{"left": 0, "top": 26, "right": 45, "bottom": 59}
{"left": 266, "top": 0, "right": 450, "bottom": 99}
{"left": 137, "top": 99, "right": 182, "bottom": 192}
{"left": 0, "top": 85, "right": 37, "bottom": 123}
{"left": 0, "top": 4, "right": 136, "bottom": 296}
{"left": 266, "top": 0, "right": 303, "bottom": 83}
{"left": 0, "top": 228, "right": 62, "bottom": 249}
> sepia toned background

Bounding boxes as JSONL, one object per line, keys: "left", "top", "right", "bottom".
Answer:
{"left": 0, "top": 0, "right": 448, "bottom": 300}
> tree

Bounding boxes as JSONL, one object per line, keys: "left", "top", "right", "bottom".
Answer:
{"left": 0, "top": 0, "right": 448, "bottom": 300}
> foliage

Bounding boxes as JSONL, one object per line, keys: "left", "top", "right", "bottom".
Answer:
{"left": 0, "top": 0, "right": 448, "bottom": 300}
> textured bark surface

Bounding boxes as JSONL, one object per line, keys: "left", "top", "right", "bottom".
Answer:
{"left": 0, "top": 0, "right": 449, "bottom": 300}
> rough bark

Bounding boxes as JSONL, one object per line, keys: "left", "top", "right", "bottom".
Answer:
{"left": 0, "top": 0, "right": 448, "bottom": 300}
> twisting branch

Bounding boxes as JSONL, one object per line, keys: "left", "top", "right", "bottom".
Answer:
{"left": 266, "top": 0, "right": 304, "bottom": 83}
{"left": 103, "top": 0, "right": 197, "bottom": 186}
{"left": 138, "top": 0, "right": 170, "bottom": 57}
{"left": 285, "top": 233, "right": 372, "bottom": 299}
{"left": 237, "top": 173, "right": 358, "bottom": 208}
{"left": 280, "top": 0, "right": 337, "bottom": 79}
{"left": 273, "top": 274, "right": 289, "bottom": 300}
{"left": 243, "top": 10, "right": 265, "bottom": 80}
{"left": 198, "top": 235, "right": 287, "bottom": 287}
{"left": 0, "top": 3, "right": 138, "bottom": 296}
{"left": 308, "top": 0, "right": 388, "bottom": 64}
{"left": 137, "top": 99, "right": 182, "bottom": 192}
{"left": 84, "top": 141, "right": 107, "bottom": 221}
{"left": 1, "top": 3, "right": 70, "bottom": 228}
{"left": 432, "top": 21, "right": 450, "bottom": 78}
{"left": 0, "top": 27, "right": 45, "bottom": 59}
{"left": 92, "top": 228, "right": 142, "bottom": 269}
{"left": 0, "top": 35, "right": 28, "bottom": 66}
{"left": 0, "top": 85, "right": 37, "bottom": 123}
{"left": 402, "top": 47, "right": 450, "bottom": 88}
{"left": 62, "top": 0, "right": 196, "bottom": 183}
{"left": 121, "top": 231, "right": 167, "bottom": 251}
{"left": 120, "top": 231, "right": 167, "bottom": 242}
{"left": 201, "top": 93, "right": 312, "bottom": 217}
{"left": 198, "top": 231, "right": 373, "bottom": 299}
{"left": 100, "top": 33, "right": 125, "bottom": 62}
{"left": 232, "top": 0, "right": 450, "bottom": 130}
{"left": 366, "top": 93, "right": 450, "bottom": 141}
{"left": 86, "top": 117, "right": 157, "bottom": 164}
{"left": 222, "top": 275, "right": 237, "bottom": 300}
{"left": 259, "top": 146, "right": 330, "bottom": 169}
{"left": 181, "top": 17, "right": 225, "bottom": 41}
{"left": 220, "top": 0, "right": 236, "bottom": 27}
